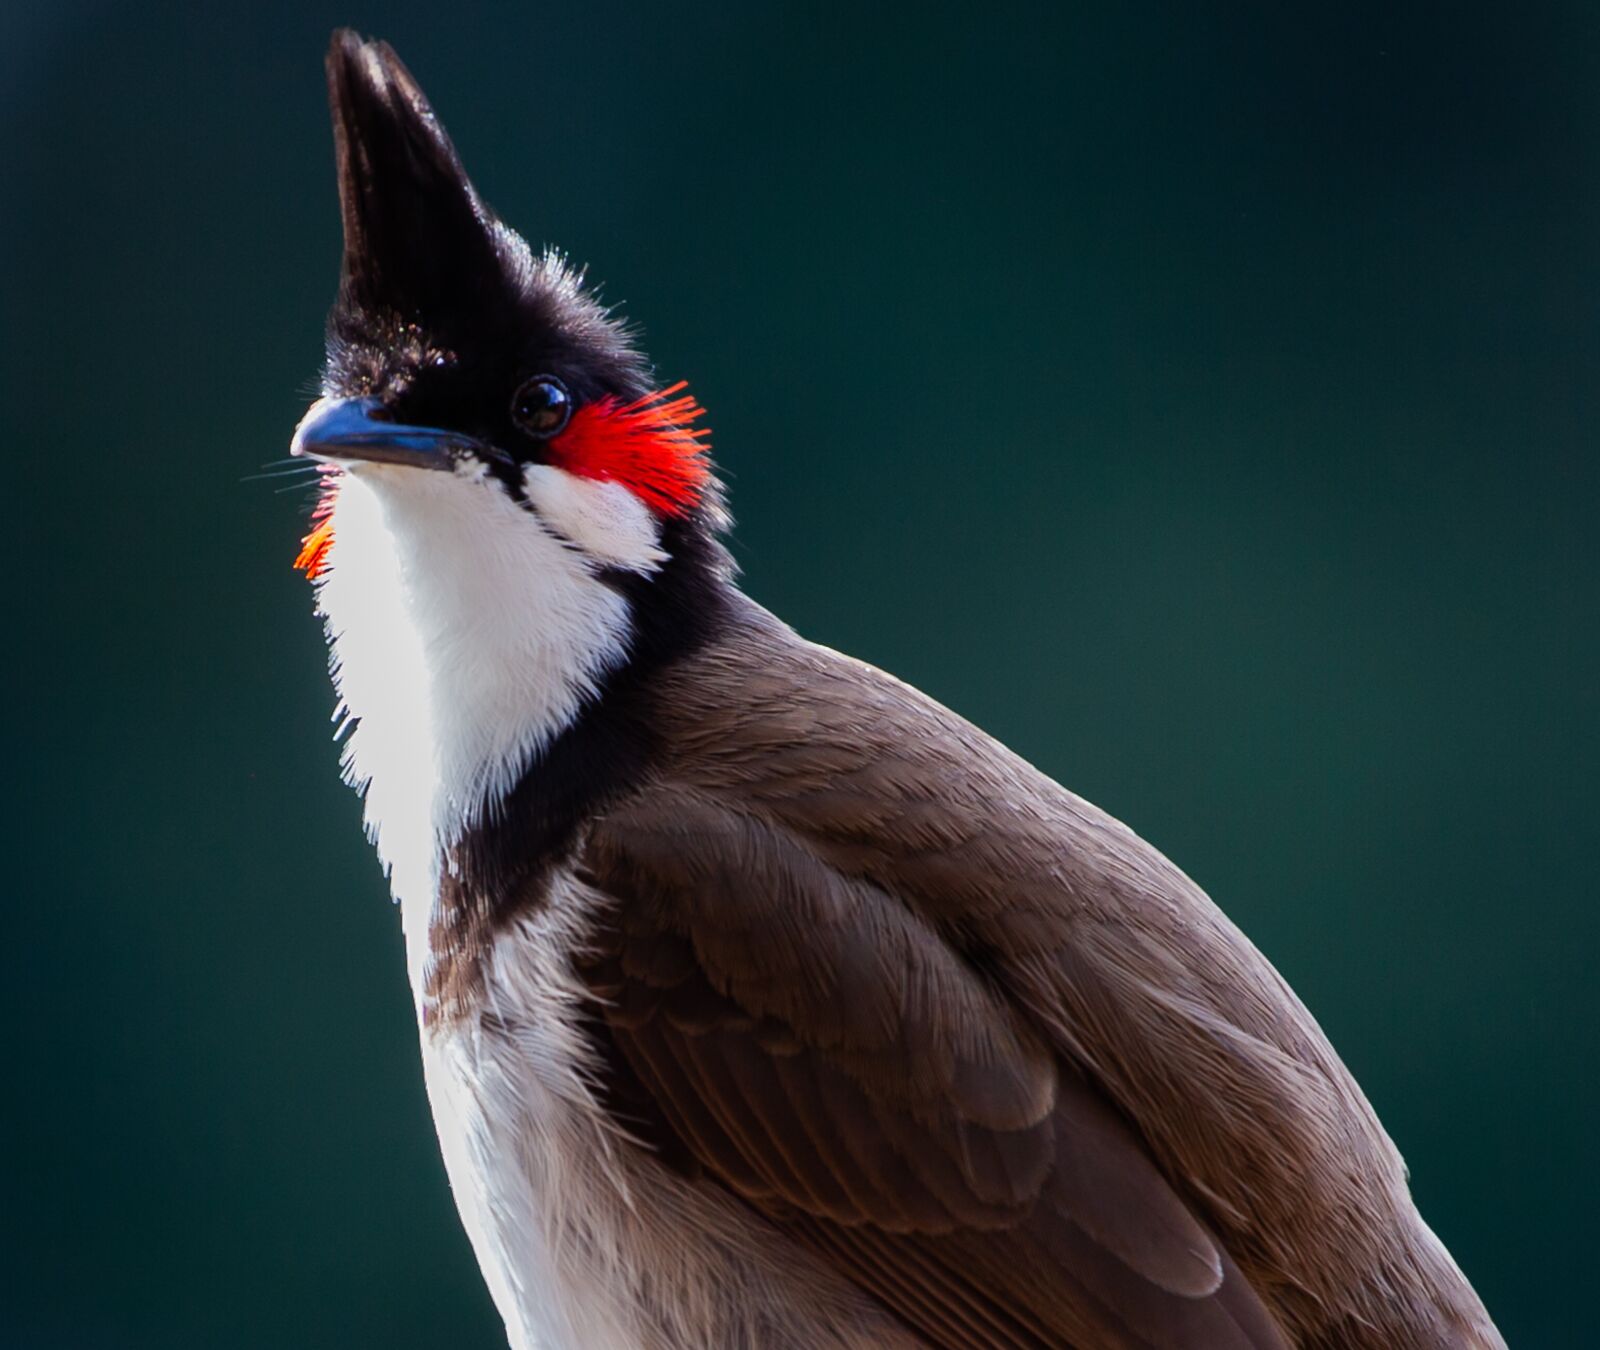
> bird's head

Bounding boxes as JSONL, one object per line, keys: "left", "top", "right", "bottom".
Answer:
{"left": 293, "top": 31, "right": 728, "bottom": 630}
{"left": 291, "top": 34, "right": 737, "bottom": 855}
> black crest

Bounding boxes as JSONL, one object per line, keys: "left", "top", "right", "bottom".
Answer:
{"left": 321, "top": 31, "right": 655, "bottom": 408}
{"left": 325, "top": 31, "right": 508, "bottom": 326}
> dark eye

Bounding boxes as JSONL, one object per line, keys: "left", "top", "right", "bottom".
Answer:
{"left": 510, "top": 375, "right": 573, "bottom": 439}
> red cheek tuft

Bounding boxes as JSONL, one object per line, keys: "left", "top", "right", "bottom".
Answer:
{"left": 547, "top": 381, "right": 711, "bottom": 517}
{"left": 294, "top": 468, "right": 342, "bottom": 579}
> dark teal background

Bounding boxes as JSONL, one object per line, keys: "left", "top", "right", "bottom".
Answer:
{"left": 4, "top": 3, "right": 1593, "bottom": 1345}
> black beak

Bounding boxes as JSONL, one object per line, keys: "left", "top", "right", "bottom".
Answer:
{"left": 290, "top": 397, "right": 498, "bottom": 472}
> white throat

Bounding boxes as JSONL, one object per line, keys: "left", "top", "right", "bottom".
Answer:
{"left": 309, "top": 460, "right": 638, "bottom": 993}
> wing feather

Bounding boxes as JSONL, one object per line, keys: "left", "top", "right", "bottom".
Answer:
{"left": 578, "top": 789, "right": 1286, "bottom": 1349}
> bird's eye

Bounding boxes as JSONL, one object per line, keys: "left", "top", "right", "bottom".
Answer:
{"left": 510, "top": 375, "right": 573, "bottom": 439}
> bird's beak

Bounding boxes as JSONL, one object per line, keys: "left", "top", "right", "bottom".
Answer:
{"left": 291, "top": 397, "right": 489, "bottom": 471}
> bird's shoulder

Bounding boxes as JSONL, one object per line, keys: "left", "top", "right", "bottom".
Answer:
{"left": 642, "top": 593, "right": 1281, "bottom": 980}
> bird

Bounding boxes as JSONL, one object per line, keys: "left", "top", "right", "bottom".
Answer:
{"left": 290, "top": 30, "right": 1504, "bottom": 1350}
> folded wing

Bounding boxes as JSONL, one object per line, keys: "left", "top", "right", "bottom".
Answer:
{"left": 578, "top": 789, "right": 1287, "bottom": 1350}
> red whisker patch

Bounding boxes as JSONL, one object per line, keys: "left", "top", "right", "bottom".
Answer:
{"left": 294, "top": 467, "right": 342, "bottom": 579}
{"left": 548, "top": 381, "right": 711, "bottom": 517}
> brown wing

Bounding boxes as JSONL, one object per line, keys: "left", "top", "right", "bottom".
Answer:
{"left": 579, "top": 597, "right": 1503, "bottom": 1350}
{"left": 579, "top": 788, "right": 1286, "bottom": 1349}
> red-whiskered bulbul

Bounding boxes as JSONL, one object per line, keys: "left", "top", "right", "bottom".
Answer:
{"left": 291, "top": 30, "right": 1504, "bottom": 1350}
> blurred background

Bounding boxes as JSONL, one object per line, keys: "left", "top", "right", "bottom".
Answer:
{"left": 3, "top": 2, "right": 1594, "bottom": 1345}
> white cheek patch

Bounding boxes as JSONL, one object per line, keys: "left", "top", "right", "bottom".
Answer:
{"left": 521, "top": 465, "right": 667, "bottom": 574}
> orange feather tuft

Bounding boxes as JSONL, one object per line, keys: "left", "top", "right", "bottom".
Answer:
{"left": 294, "top": 470, "right": 341, "bottom": 579}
